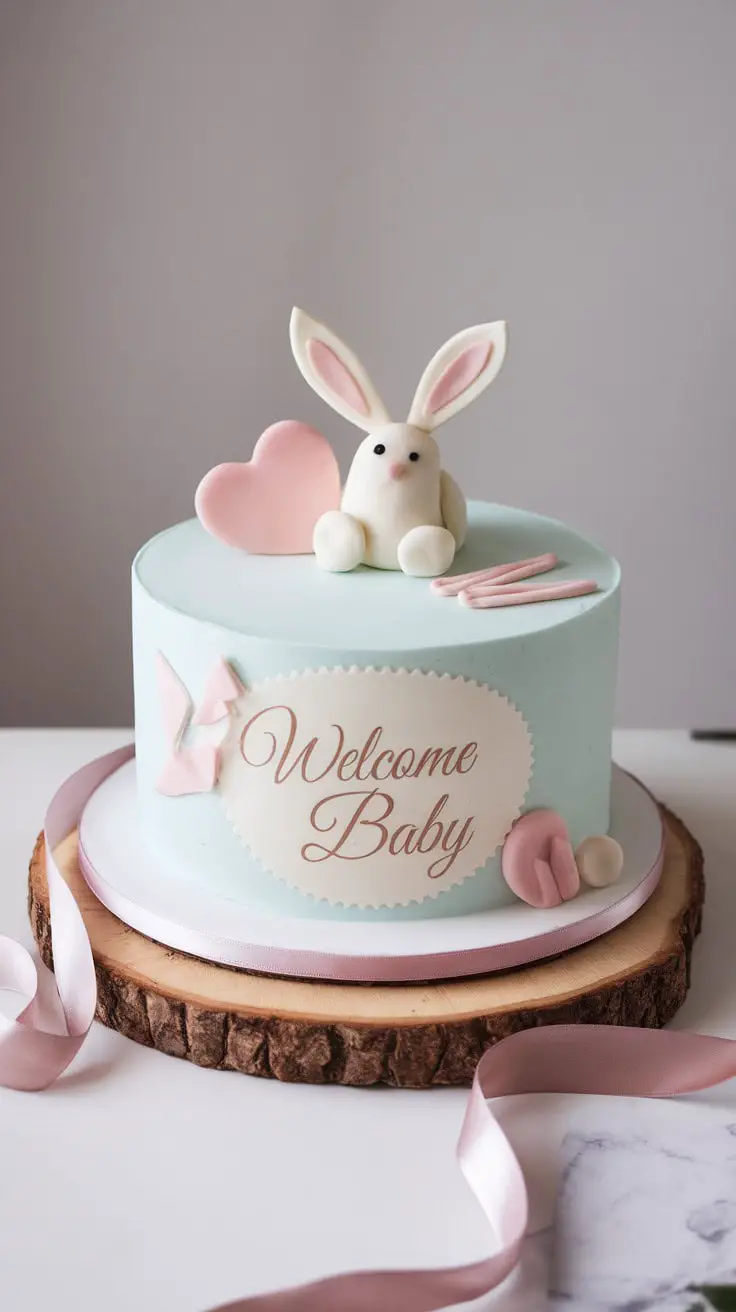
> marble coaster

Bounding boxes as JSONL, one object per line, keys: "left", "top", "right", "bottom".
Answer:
{"left": 550, "top": 1100, "right": 736, "bottom": 1311}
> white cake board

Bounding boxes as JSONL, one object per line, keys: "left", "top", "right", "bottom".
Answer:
{"left": 75, "top": 759, "right": 664, "bottom": 983}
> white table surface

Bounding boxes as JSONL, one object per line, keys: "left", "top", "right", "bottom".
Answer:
{"left": 1, "top": 729, "right": 735, "bottom": 1312}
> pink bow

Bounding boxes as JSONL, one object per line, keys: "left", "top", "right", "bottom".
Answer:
{"left": 155, "top": 655, "right": 244, "bottom": 797}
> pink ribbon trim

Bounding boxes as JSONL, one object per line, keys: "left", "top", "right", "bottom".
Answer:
{"left": 78, "top": 829, "right": 665, "bottom": 982}
{"left": 74, "top": 751, "right": 667, "bottom": 984}
{"left": 2, "top": 748, "right": 733, "bottom": 1312}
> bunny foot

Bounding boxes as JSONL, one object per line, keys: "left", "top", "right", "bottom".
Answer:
{"left": 397, "top": 525, "right": 456, "bottom": 578}
{"left": 313, "top": 510, "right": 365, "bottom": 573}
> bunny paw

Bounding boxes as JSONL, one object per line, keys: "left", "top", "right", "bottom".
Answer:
{"left": 313, "top": 510, "right": 365, "bottom": 573}
{"left": 397, "top": 526, "right": 456, "bottom": 578}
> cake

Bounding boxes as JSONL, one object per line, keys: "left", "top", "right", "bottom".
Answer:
{"left": 129, "top": 309, "right": 623, "bottom": 926}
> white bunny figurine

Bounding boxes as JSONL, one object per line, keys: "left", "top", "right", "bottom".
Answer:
{"left": 290, "top": 307, "right": 508, "bottom": 577}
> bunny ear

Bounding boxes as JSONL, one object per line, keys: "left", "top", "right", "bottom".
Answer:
{"left": 407, "top": 321, "right": 508, "bottom": 432}
{"left": 290, "top": 307, "right": 391, "bottom": 433}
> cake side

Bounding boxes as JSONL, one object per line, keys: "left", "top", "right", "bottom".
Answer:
{"left": 131, "top": 502, "right": 620, "bottom": 922}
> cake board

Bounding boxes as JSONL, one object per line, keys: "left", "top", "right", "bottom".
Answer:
{"left": 28, "top": 804, "right": 703, "bottom": 1089}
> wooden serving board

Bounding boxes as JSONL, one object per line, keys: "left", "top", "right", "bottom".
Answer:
{"left": 28, "top": 805, "right": 703, "bottom": 1089}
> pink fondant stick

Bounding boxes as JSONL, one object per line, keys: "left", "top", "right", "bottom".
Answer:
{"left": 464, "top": 577, "right": 593, "bottom": 598}
{"left": 460, "top": 579, "right": 598, "bottom": 608}
{"left": 431, "top": 552, "right": 558, "bottom": 596}
{"left": 476, "top": 555, "right": 560, "bottom": 589}
{"left": 431, "top": 552, "right": 557, "bottom": 594}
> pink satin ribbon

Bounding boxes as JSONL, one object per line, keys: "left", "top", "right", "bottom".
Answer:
{"left": 0, "top": 747, "right": 133, "bottom": 1090}
{"left": 74, "top": 750, "right": 667, "bottom": 983}
{"left": 2, "top": 748, "right": 734, "bottom": 1311}
{"left": 212, "top": 1026, "right": 736, "bottom": 1312}
{"left": 77, "top": 831, "right": 665, "bottom": 983}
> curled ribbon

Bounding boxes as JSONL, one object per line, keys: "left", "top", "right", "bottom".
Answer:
{"left": 212, "top": 1027, "right": 736, "bottom": 1312}
{"left": 2, "top": 749, "right": 734, "bottom": 1309}
{"left": 0, "top": 749, "right": 131, "bottom": 1090}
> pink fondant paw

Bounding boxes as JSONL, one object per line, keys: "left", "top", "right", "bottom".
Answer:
{"left": 195, "top": 420, "right": 341, "bottom": 555}
{"left": 502, "top": 810, "right": 581, "bottom": 908}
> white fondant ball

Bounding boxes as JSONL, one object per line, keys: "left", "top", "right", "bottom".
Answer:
{"left": 397, "top": 525, "right": 456, "bottom": 578}
{"left": 313, "top": 510, "right": 365, "bottom": 573}
{"left": 575, "top": 835, "right": 624, "bottom": 888}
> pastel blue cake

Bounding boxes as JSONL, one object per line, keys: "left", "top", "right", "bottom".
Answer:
{"left": 132, "top": 501, "right": 620, "bottom": 922}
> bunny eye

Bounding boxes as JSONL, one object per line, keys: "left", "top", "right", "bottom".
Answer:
{"left": 409, "top": 451, "right": 420, "bottom": 462}
{"left": 373, "top": 443, "right": 386, "bottom": 455}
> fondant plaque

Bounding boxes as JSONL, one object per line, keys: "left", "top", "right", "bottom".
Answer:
{"left": 218, "top": 669, "right": 532, "bottom": 908}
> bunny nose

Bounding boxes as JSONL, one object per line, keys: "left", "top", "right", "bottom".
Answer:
{"left": 389, "top": 461, "right": 408, "bottom": 480}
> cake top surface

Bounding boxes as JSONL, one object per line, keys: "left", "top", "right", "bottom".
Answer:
{"left": 134, "top": 501, "right": 619, "bottom": 652}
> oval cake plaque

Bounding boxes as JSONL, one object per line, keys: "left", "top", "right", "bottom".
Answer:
{"left": 218, "top": 669, "right": 533, "bottom": 908}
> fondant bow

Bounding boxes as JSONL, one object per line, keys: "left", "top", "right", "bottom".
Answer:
{"left": 155, "top": 654, "right": 244, "bottom": 797}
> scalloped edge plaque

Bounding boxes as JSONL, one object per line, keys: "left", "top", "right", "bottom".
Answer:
{"left": 218, "top": 668, "right": 533, "bottom": 908}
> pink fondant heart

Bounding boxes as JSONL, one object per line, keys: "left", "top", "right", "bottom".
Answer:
{"left": 195, "top": 420, "right": 341, "bottom": 554}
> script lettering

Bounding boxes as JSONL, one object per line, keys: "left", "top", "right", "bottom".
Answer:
{"left": 237, "top": 704, "right": 480, "bottom": 881}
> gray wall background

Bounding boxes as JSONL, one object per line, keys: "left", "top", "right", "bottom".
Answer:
{"left": 1, "top": 0, "right": 734, "bottom": 728}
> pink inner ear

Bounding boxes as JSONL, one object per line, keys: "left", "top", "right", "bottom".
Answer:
{"left": 307, "top": 338, "right": 370, "bottom": 417}
{"left": 426, "top": 342, "right": 493, "bottom": 416}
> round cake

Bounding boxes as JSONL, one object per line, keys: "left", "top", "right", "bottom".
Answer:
{"left": 132, "top": 500, "right": 620, "bottom": 921}
{"left": 120, "top": 305, "right": 627, "bottom": 934}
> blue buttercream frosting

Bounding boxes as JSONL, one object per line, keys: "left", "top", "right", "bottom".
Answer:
{"left": 132, "top": 502, "right": 620, "bottom": 921}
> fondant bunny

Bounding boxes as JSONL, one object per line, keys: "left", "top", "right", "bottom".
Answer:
{"left": 290, "top": 308, "right": 508, "bottom": 576}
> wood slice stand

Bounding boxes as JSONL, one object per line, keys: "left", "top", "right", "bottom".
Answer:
{"left": 28, "top": 805, "right": 703, "bottom": 1089}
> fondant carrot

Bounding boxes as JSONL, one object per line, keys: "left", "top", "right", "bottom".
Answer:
{"left": 459, "top": 579, "right": 598, "bottom": 608}
{"left": 431, "top": 552, "right": 558, "bottom": 596}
